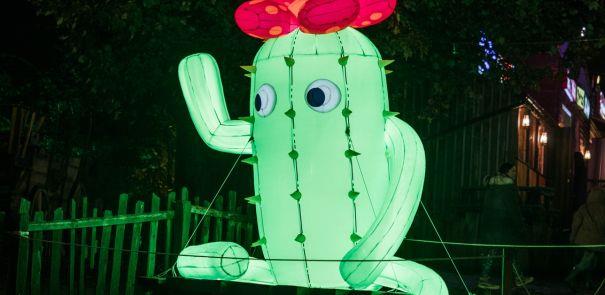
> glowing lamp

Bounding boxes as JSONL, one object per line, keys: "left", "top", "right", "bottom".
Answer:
{"left": 521, "top": 115, "right": 530, "bottom": 127}
{"left": 585, "top": 150, "right": 592, "bottom": 160}
{"left": 539, "top": 133, "right": 548, "bottom": 145}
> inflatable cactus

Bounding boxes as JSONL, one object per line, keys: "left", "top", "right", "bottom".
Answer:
{"left": 176, "top": 1, "right": 447, "bottom": 293}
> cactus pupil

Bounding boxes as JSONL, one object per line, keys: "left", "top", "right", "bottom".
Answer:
{"left": 307, "top": 88, "right": 325, "bottom": 107}
{"left": 255, "top": 94, "right": 262, "bottom": 111}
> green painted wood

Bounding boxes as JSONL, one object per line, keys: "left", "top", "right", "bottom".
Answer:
{"left": 226, "top": 191, "right": 237, "bottom": 241}
{"left": 163, "top": 191, "right": 175, "bottom": 269}
{"left": 110, "top": 194, "right": 129, "bottom": 295}
{"left": 181, "top": 187, "right": 189, "bottom": 202}
{"left": 126, "top": 201, "right": 145, "bottom": 295}
{"left": 181, "top": 200, "right": 191, "bottom": 249}
{"left": 245, "top": 204, "right": 254, "bottom": 251}
{"left": 90, "top": 208, "right": 98, "bottom": 270}
{"left": 190, "top": 205, "right": 251, "bottom": 222}
{"left": 96, "top": 210, "right": 113, "bottom": 295}
{"left": 16, "top": 199, "right": 31, "bottom": 295}
{"left": 50, "top": 208, "right": 64, "bottom": 295}
{"left": 146, "top": 194, "right": 160, "bottom": 277}
{"left": 30, "top": 211, "right": 44, "bottom": 295}
{"left": 201, "top": 200, "right": 211, "bottom": 244}
{"left": 174, "top": 187, "right": 192, "bottom": 255}
{"left": 28, "top": 211, "right": 173, "bottom": 231}
{"left": 69, "top": 199, "right": 76, "bottom": 294}
{"left": 235, "top": 206, "right": 243, "bottom": 244}
{"left": 193, "top": 196, "right": 200, "bottom": 244}
{"left": 172, "top": 199, "right": 192, "bottom": 254}
{"left": 79, "top": 198, "right": 88, "bottom": 295}
{"left": 296, "top": 287, "right": 311, "bottom": 295}
{"left": 213, "top": 195, "right": 224, "bottom": 242}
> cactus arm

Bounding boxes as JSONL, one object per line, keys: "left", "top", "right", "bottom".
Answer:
{"left": 179, "top": 53, "right": 252, "bottom": 154}
{"left": 340, "top": 116, "right": 425, "bottom": 289}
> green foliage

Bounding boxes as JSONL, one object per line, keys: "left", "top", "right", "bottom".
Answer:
{"left": 7, "top": 0, "right": 605, "bottom": 196}
{"left": 375, "top": 0, "right": 605, "bottom": 119}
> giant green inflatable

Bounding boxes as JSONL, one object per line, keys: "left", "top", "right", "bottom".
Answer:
{"left": 176, "top": 1, "right": 447, "bottom": 294}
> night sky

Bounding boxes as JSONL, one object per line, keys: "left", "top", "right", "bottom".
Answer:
{"left": 1, "top": 0, "right": 57, "bottom": 83}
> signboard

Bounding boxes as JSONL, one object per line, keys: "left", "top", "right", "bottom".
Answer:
{"left": 584, "top": 94, "right": 591, "bottom": 118}
{"left": 565, "top": 77, "right": 577, "bottom": 102}
{"left": 576, "top": 87, "right": 591, "bottom": 118}
{"left": 577, "top": 87, "right": 585, "bottom": 109}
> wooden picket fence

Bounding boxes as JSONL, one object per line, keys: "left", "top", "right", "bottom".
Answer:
{"left": 12, "top": 187, "right": 256, "bottom": 295}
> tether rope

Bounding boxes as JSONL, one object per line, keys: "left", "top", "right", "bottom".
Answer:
{"left": 420, "top": 201, "right": 472, "bottom": 294}
{"left": 4, "top": 231, "right": 494, "bottom": 263}
{"left": 159, "top": 138, "right": 251, "bottom": 277}
{"left": 178, "top": 139, "right": 251, "bottom": 251}
{"left": 9, "top": 230, "right": 605, "bottom": 294}
{"left": 512, "top": 263, "right": 531, "bottom": 295}
{"left": 594, "top": 277, "right": 605, "bottom": 295}
{"left": 405, "top": 239, "right": 605, "bottom": 249}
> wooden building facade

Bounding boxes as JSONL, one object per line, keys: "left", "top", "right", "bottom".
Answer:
{"left": 392, "top": 68, "right": 605, "bottom": 250}
{"left": 390, "top": 79, "right": 569, "bottom": 244}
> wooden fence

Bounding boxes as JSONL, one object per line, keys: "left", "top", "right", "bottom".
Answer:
{"left": 11, "top": 187, "right": 256, "bottom": 295}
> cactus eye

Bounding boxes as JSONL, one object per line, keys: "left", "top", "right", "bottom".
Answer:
{"left": 254, "top": 84, "right": 276, "bottom": 117}
{"left": 305, "top": 79, "right": 341, "bottom": 113}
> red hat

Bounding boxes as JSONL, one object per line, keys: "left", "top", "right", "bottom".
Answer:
{"left": 235, "top": 0, "right": 397, "bottom": 39}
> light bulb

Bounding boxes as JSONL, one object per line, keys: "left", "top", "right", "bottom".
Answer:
{"left": 522, "top": 115, "right": 530, "bottom": 127}
{"left": 539, "top": 132, "right": 548, "bottom": 144}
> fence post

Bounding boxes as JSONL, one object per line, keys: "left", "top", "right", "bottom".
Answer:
{"left": 79, "top": 197, "right": 88, "bottom": 295}
{"left": 69, "top": 199, "right": 76, "bottom": 294}
{"left": 96, "top": 210, "right": 113, "bottom": 295}
{"left": 90, "top": 207, "right": 98, "bottom": 270}
{"left": 110, "top": 194, "right": 129, "bottom": 295}
{"left": 30, "top": 211, "right": 44, "bottom": 295}
{"left": 16, "top": 198, "right": 31, "bottom": 295}
{"left": 501, "top": 248, "right": 512, "bottom": 295}
{"left": 180, "top": 187, "right": 191, "bottom": 249}
{"left": 213, "top": 195, "right": 224, "bottom": 242}
{"left": 235, "top": 206, "right": 243, "bottom": 244}
{"left": 193, "top": 196, "right": 200, "bottom": 244}
{"left": 296, "top": 287, "right": 311, "bottom": 295}
{"left": 245, "top": 204, "right": 254, "bottom": 251}
{"left": 226, "top": 191, "right": 237, "bottom": 241}
{"left": 126, "top": 201, "right": 145, "bottom": 295}
{"left": 50, "top": 208, "right": 63, "bottom": 295}
{"left": 173, "top": 196, "right": 192, "bottom": 252}
{"left": 201, "top": 200, "right": 211, "bottom": 244}
{"left": 164, "top": 191, "right": 176, "bottom": 269}
{"left": 146, "top": 194, "right": 160, "bottom": 277}
{"left": 181, "top": 187, "right": 189, "bottom": 202}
